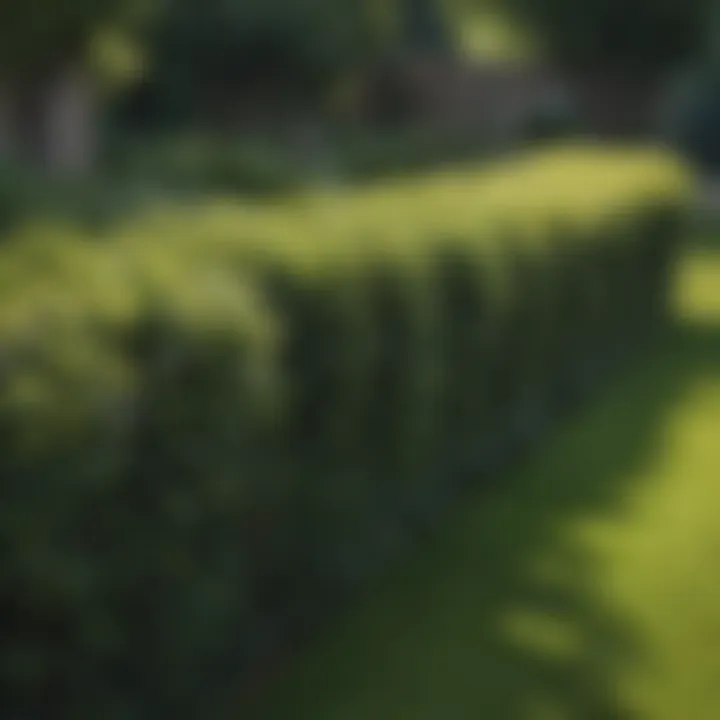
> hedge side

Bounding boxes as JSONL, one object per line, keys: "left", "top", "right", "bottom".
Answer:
{"left": 0, "top": 145, "right": 693, "bottom": 718}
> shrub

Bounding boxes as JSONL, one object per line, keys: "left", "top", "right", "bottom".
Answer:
{"left": 112, "top": 134, "right": 306, "bottom": 197}
{"left": 333, "top": 128, "right": 491, "bottom": 181}
{"left": 106, "top": 129, "right": 492, "bottom": 201}
{"left": 0, "top": 231, "right": 281, "bottom": 717}
{"left": 514, "top": 93, "right": 582, "bottom": 145}
{"left": 0, "top": 143, "right": 693, "bottom": 718}
{"left": 0, "top": 160, "right": 146, "bottom": 237}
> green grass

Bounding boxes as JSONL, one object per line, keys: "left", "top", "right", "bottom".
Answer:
{"left": 230, "top": 237, "right": 720, "bottom": 720}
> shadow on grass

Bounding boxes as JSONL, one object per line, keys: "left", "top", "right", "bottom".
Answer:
{"left": 230, "top": 279, "right": 720, "bottom": 720}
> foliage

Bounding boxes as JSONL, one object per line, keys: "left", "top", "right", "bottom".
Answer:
{"left": 399, "top": 0, "right": 455, "bottom": 52}
{"left": 112, "top": 134, "right": 307, "bottom": 196}
{"left": 236, "top": 236, "right": 720, "bottom": 720}
{"left": 102, "top": 129, "right": 491, "bottom": 199}
{"left": 331, "top": 127, "right": 491, "bottom": 180}
{"left": 480, "top": 0, "right": 714, "bottom": 74}
{"left": 127, "top": 0, "right": 393, "bottom": 126}
{"left": 0, "top": 145, "right": 692, "bottom": 718}
{"left": 514, "top": 94, "right": 580, "bottom": 145}
{"left": 0, "top": 128, "right": 491, "bottom": 235}
{"left": 0, "top": 0, "right": 154, "bottom": 77}
{"left": 666, "top": 22, "right": 720, "bottom": 177}
{"left": 0, "top": 160, "right": 149, "bottom": 236}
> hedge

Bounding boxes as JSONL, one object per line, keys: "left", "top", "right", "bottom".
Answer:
{"left": 0, "top": 144, "right": 693, "bottom": 718}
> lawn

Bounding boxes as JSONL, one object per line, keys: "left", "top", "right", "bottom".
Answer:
{"left": 231, "top": 234, "right": 720, "bottom": 720}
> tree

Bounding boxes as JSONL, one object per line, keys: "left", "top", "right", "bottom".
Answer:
{"left": 400, "top": 0, "right": 455, "bottom": 53}
{"left": 0, "top": 1, "right": 153, "bottom": 173}
{"left": 0, "top": 1, "right": 153, "bottom": 79}
{"left": 476, "top": 0, "right": 716, "bottom": 135}
{"left": 665, "top": 7, "right": 720, "bottom": 173}
{"left": 124, "top": 0, "right": 394, "bottom": 129}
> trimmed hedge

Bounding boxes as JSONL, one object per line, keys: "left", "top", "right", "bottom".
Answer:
{"left": 0, "top": 144, "right": 693, "bottom": 718}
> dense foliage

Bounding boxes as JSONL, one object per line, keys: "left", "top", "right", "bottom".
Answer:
{"left": 121, "top": 0, "right": 396, "bottom": 127}
{"left": 482, "top": 0, "right": 713, "bottom": 73}
{"left": 111, "top": 129, "right": 492, "bottom": 194}
{"left": 670, "top": 64, "right": 720, "bottom": 174}
{"left": 399, "top": 0, "right": 455, "bottom": 51}
{"left": 0, "top": 0, "right": 152, "bottom": 76}
{"left": 0, "top": 146, "right": 692, "bottom": 718}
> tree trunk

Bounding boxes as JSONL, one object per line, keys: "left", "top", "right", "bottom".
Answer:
{"left": 41, "top": 64, "right": 98, "bottom": 176}
{"left": 0, "top": 64, "right": 99, "bottom": 176}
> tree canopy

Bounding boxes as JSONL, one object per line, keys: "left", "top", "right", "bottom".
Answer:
{"left": 0, "top": 0, "right": 153, "bottom": 78}
{"left": 482, "top": 0, "right": 715, "bottom": 74}
{"left": 120, "top": 0, "right": 413, "bottom": 126}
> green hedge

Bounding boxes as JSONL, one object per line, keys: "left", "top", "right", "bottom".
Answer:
{"left": 0, "top": 144, "right": 693, "bottom": 718}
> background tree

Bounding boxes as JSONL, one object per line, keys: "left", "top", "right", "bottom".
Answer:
{"left": 665, "top": 6, "right": 720, "bottom": 174}
{"left": 0, "top": 0, "right": 154, "bottom": 171}
{"left": 472, "top": 0, "right": 716, "bottom": 135}
{"left": 122, "top": 0, "right": 396, "bottom": 131}
{"left": 0, "top": 0, "right": 153, "bottom": 79}
{"left": 400, "top": 0, "right": 455, "bottom": 53}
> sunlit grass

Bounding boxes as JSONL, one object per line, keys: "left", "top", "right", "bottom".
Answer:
{"left": 232, "top": 241, "right": 720, "bottom": 719}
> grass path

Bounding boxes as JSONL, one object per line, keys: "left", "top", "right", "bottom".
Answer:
{"left": 233, "top": 239, "right": 720, "bottom": 720}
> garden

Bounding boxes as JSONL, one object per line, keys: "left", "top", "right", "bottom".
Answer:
{"left": 2, "top": 1, "right": 720, "bottom": 719}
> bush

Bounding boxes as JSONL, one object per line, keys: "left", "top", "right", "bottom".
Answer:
{"left": 0, "top": 231, "right": 281, "bottom": 717}
{"left": 0, "top": 161, "right": 148, "bottom": 237}
{"left": 112, "top": 134, "right": 306, "bottom": 197}
{"left": 332, "top": 128, "right": 491, "bottom": 181}
{"left": 0, "top": 143, "right": 693, "bottom": 718}
{"left": 514, "top": 93, "right": 582, "bottom": 146}
{"left": 107, "top": 129, "right": 491, "bottom": 199}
